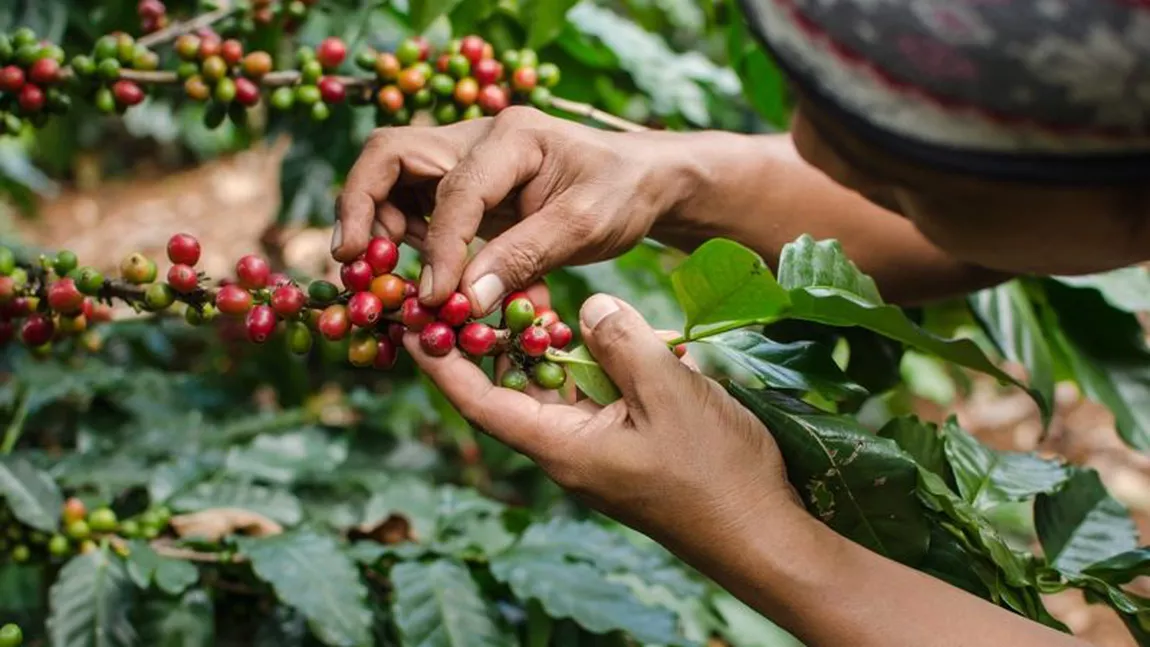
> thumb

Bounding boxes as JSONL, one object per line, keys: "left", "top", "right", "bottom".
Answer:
{"left": 579, "top": 294, "right": 685, "bottom": 412}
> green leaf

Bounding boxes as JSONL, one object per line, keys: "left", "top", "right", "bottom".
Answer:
{"left": 777, "top": 235, "right": 882, "bottom": 303}
{"left": 1053, "top": 267, "right": 1150, "bottom": 312}
{"left": 706, "top": 329, "right": 865, "bottom": 401}
{"left": 943, "top": 420, "right": 1070, "bottom": 511}
{"left": 0, "top": 563, "right": 43, "bottom": 613}
{"left": 170, "top": 480, "right": 302, "bottom": 526}
{"left": 1083, "top": 548, "right": 1150, "bottom": 585}
{"left": 918, "top": 526, "right": 993, "bottom": 599}
{"left": 136, "top": 589, "right": 215, "bottom": 647}
{"left": 557, "top": 345, "right": 621, "bottom": 406}
{"left": 409, "top": 0, "right": 465, "bottom": 32}
{"left": 390, "top": 559, "right": 515, "bottom": 647}
{"left": 224, "top": 428, "right": 347, "bottom": 485}
{"left": 728, "top": 385, "right": 929, "bottom": 565}
{"left": 521, "top": 0, "right": 579, "bottom": 48}
{"left": 877, "top": 416, "right": 948, "bottom": 478}
{"left": 726, "top": 7, "right": 791, "bottom": 128}
{"left": 126, "top": 540, "right": 199, "bottom": 595}
{"left": 969, "top": 280, "right": 1056, "bottom": 414}
{"left": 237, "top": 531, "right": 373, "bottom": 647}
{"left": 47, "top": 548, "right": 137, "bottom": 647}
{"left": 1035, "top": 469, "right": 1137, "bottom": 574}
{"left": 670, "top": 239, "right": 790, "bottom": 336}
{"left": 360, "top": 476, "right": 439, "bottom": 541}
{"left": 0, "top": 456, "right": 63, "bottom": 532}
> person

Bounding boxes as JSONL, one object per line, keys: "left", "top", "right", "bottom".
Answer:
{"left": 332, "top": 1, "right": 1148, "bottom": 645}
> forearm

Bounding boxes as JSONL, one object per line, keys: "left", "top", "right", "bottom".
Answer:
{"left": 666, "top": 503, "right": 1086, "bottom": 647}
{"left": 652, "top": 132, "right": 1009, "bottom": 305}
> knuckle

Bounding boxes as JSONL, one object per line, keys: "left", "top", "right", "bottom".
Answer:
{"left": 493, "top": 105, "right": 536, "bottom": 129}
{"left": 501, "top": 240, "right": 546, "bottom": 281}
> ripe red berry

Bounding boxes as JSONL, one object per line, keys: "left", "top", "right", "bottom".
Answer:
{"left": 0, "top": 66, "right": 25, "bottom": 92}
{"left": 316, "top": 37, "right": 347, "bottom": 69}
{"left": 215, "top": 284, "right": 253, "bottom": 315}
{"left": 138, "top": 0, "right": 166, "bottom": 19}
{"left": 376, "top": 85, "right": 404, "bottom": 113}
{"left": 167, "top": 264, "right": 199, "bottom": 293}
{"left": 546, "top": 322, "right": 572, "bottom": 349}
{"left": 47, "top": 279, "right": 84, "bottom": 315}
{"left": 363, "top": 237, "right": 398, "bottom": 275}
{"left": 21, "top": 314, "right": 54, "bottom": 347}
{"left": 436, "top": 292, "right": 469, "bottom": 327}
{"left": 459, "top": 36, "right": 485, "bottom": 65}
{"left": 419, "top": 321, "right": 455, "bottom": 357}
{"left": 519, "top": 325, "right": 551, "bottom": 357}
{"left": 18, "top": 83, "right": 45, "bottom": 112}
{"left": 166, "top": 233, "right": 201, "bottom": 265}
{"left": 672, "top": 343, "right": 687, "bottom": 358}
{"left": 83, "top": 299, "right": 113, "bottom": 323}
{"left": 458, "top": 322, "right": 497, "bottom": 356}
{"left": 235, "top": 254, "right": 270, "bottom": 290}
{"left": 199, "top": 36, "right": 222, "bottom": 59}
{"left": 340, "top": 260, "right": 373, "bottom": 292}
{"left": 220, "top": 39, "right": 244, "bottom": 66}
{"left": 234, "top": 77, "right": 260, "bottom": 106}
{"left": 29, "top": 58, "right": 60, "bottom": 85}
{"left": 473, "top": 58, "right": 502, "bottom": 86}
{"left": 387, "top": 322, "right": 406, "bottom": 345}
{"left": 348, "top": 291, "right": 383, "bottom": 327}
{"left": 374, "top": 337, "right": 398, "bottom": 369}
{"left": 370, "top": 274, "right": 406, "bottom": 310}
{"left": 271, "top": 284, "right": 306, "bottom": 318}
{"left": 404, "top": 280, "right": 418, "bottom": 298}
{"left": 318, "top": 304, "right": 350, "bottom": 341}
{"left": 435, "top": 53, "right": 451, "bottom": 74}
{"left": 269, "top": 272, "right": 292, "bottom": 288}
{"left": 477, "top": 84, "right": 509, "bottom": 115}
{"left": 318, "top": 76, "right": 345, "bottom": 104}
{"left": 245, "top": 304, "right": 277, "bottom": 343}
{"left": 111, "top": 80, "right": 144, "bottom": 106}
{"left": 401, "top": 297, "right": 437, "bottom": 332}
{"left": 535, "top": 308, "right": 559, "bottom": 328}
{"left": 512, "top": 67, "right": 537, "bottom": 93}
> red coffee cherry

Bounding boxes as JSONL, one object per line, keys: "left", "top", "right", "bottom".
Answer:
{"left": 535, "top": 308, "right": 560, "bottom": 328}
{"left": 375, "top": 85, "right": 404, "bottom": 113}
{"left": 21, "top": 314, "right": 54, "bottom": 347}
{"left": 387, "top": 322, "right": 406, "bottom": 345}
{"left": 0, "top": 66, "right": 25, "bottom": 93}
{"left": 374, "top": 337, "right": 399, "bottom": 369}
{"left": 401, "top": 297, "right": 436, "bottom": 332}
{"left": 347, "top": 291, "right": 383, "bottom": 327}
{"left": 459, "top": 35, "right": 485, "bottom": 65}
{"left": 438, "top": 292, "right": 471, "bottom": 327}
{"left": 235, "top": 254, "right": 270, "bottom": 290}
{"left": 245, "top": 304, "right": 277, "bottom": 343}
{"left": 546, "top": 321, "right": 572, "bottom": 349}
{"left": 271, "top": 284, "right": 306, "bottom": 318}
{"left": 340, "top": 260, "right": 373, "bottom": 292}
{"left": 473, "top": 58, "right": 502, "bottom": 86}
{"left": 18, "top": 83, "right": 45, "bottom": 112}
{"left": 167, "top": 233, "right": 201, "bottom": 265}
{"left": 29, "top": 58, "right": 60, "bottom": 85}
{"left": 477, "top": 84, "right": 508, "bottom": 115}
{"left": 234, "top": 77, "right": 261, "bottom": 106}
{"left": 419, "top": 321, "right": 455, "bottom": 357}
{"left": 512, "top": 67, "right": 537, "bottom": 93}
{"left": 0, "top": 276, "right": 16, "bottom": 303}
{"left": 47, "top": 279, "right": 85, "bottom": 315}
{"left": 269, "top": 272, "right": 292, "bottom": 288}
{"left": 363, "top": 237, "right": 399, "bottom": 275}
{"left": 318, "top": 304, "right": 350, "bottom": 341}
{"left": 111, "top": 80, "right": 144, "bottom": 106}
{"left": 519, "top": 325, "right": 551, "bottom": 357}
{"left": 411, "top": 36, "right": 431, "bottom": 61}
{"left": 138, "top": 0, "right": 166, "bottom": 19}
{"left": 316, "top": 37, "right": 347, "bottom": 69}
{"left": 458, "top": 322, "right": 497, "bottom": 356}
{"left": 672, "top": 343, "right": 687, "bottom": 358}
{"left": 220, "top": 39, "right": 244, "bottom": 66}
{"left": 318, "top": 76, "right": 346, "bottom": 104}
{"left": 215, "top": 284, "right": 253, "bottom": 316}
{"left": 370, "top": 274, "right": 406, "bottom": 310}
{"left": 167, "top": 264, "right": 199, "bottom": 293}
{"left": 199, "top": 36, "right": 222, "bottom": 60}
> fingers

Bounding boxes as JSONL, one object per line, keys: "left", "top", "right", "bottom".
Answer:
{"left": 579, "top": 294, "right": 688, "bottom": 414}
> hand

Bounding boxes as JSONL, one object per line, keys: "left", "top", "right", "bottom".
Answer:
{"left": 404, "top": 293, "right": 803, "bottom": 550}
{"left": 334, "top": 107, "right": 697, "bottom": 314}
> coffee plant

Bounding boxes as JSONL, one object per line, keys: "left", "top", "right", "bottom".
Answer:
{"left": 3, "top": 1, "right": 1150, "bottom": 646}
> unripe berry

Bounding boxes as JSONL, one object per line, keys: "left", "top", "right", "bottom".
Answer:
{"left": 120, "top": 252, "right": 157, "bottom": 284}
{"left": 546, "top": 322, "right": 573, "bottom": 349}
{"left": 88, "top": 507, "right": 118, "bottom": 532}
{"left": 500, "top": 368, "right": 528, "bottom": 391}
{"left": 175, "top": 34, "right": 200, "bottom": 61}
{"left": 411, "top": 36, "right": 431, "bottom": 61}
{"left": 199, "top": 35, "right": 222, "bottom": 60}
{"left": 48, "top": 534, "right": 69, "bottom": 557}
{"left": 504, "top": 297, "right": 535, "bottom": 333}
{"left": 318, "top": 304, "right": 350, "bottom": 341}
{"left": 458, "top": 322, "right": 497, "bottom": 356}
{"left": 54, "top": 249, "right": 78, "bottom": 276}
{"left": 300, "top": 59, "right": 323, "bottom": 84}
{"left": 453, "top": 78, "right": 479, "bottom": 106}
{"left": 519, "top": 325, "right": 551, "bottom": 357}
{"left": 459, "top": 36, "right": 485, "bottom": 65}
{"left": 419, "top": 321, "right": 456, "bottom": 357}
{"left": 434, "top": 102, "right": 459, "bottom": 125}
{"left": 287, "top": 320, "right": 313, "bottom": 354}
{"left": 97, "top": 58, "right": 121, "bottom": 82}
{"left": 401, "top": 297, "right": 437, "bottom": 332}
{"left": 529, "top": 86, "right": 552, "bottom": 109}
{"left": 537, "top": 62, "right": 560, "bottom": 88}
{"left": 502, "top": 291, "right": 530, "bottom": 311}
{"left": 340, "top": 259, "right": 373, "bottom": 292}
{"left": 271, "top": 284, "right": 306, "bottom": 318}
{"left": 0, "top": 65, "right": 25, "bottom": 92}
{"left": 245, "top": 304, "right": 277, "bottom": 343}
{"left": 397, "top": 67, "right": 426, "bottom": 94}
{"left": 184, "top": 75, "right": 210, "bottom": 101}
{"left": 512, "top": 66, "right": 537, "bottom": 93}
{"left": 242, "top": 51, "right": 273, "bottom": 79}
{"left": 57, "top": 314, "right": 88, "bottom": 337}
{"left": 63, "top": 497, "right": 86, "bottom": 524}
{"left": 374, "top": 337, "right": 399, "bottom": 369}
{"left": 18, "top": 83, "right": 45, "bottom": 112}
{"left": 167, "top": 264, "right": 199, "bottom": 293}
{"left": 439, "top": 292, "right": 471, "bottom": 327}
{"left": 84, "top": 299, "right": 113, "bottom": 323}
{"left": 447, "top": 54, "right": 470, "bottom": 79}
{"left": 347, "top": 291, "right": 383, "bottom": 327}
{"left": 21, "top": 314, "right": 53, "bottom": 346}
{"left": 435, "top": 53, "right": 451, "bottom": 74}
{"left": 235, "top": 254, "right": 270, "bottom": 289}
{"left": 395, "top": 38, "right": 422, "bottom": 67}
{"left": 518, "top": 49, "right": 539, "bottom": 69}
{"left": 144, "top": 282, "right": 175, "bottom": 311}
{"left": 363, "top": 237, "right": 399, "bottom": 275}
{"left": 347, "top": 330, "right": 378, "bottom": 367}
{"left": 220, "top": 39, "right": 244, "bottom": 66}
{"left": 477, "top": 84, "right": 509, "bottom": 115}
{"left": 213, "top": 77, "right": 236, "bottom": 103}
{"left": 66, "top": 519, "right": 90, "bottom": 540}
{"left": 112, "top": 80, "right": 144, "bottom": 106}
{"left": 47, "top": 279, "right": 84, "bottom": 314}
{"left": 0, "top": 247, "right": 14, "bottom": 276}
{"left": 29, "top": 57, "right": 60, "bottom": 85}
{"left": 316, "top": 37, "right": 347, "bottom": 69}
{"left": 375, "top": 52, "right": 401, "bottom": 81}
{"left": 76, "top": 267, "right": 105, "bottom": 295}
{"left": 308, "top": 280, "right": 340, "bottom": 305}
{"left": 201, "top": 55, "right": 227, "bottom": 82}
{"left": 234, "top": 77, "right": 260, "bottom": 106}
{"left": 270, "top": 86, "right": 295, "bottom": 110}
{"left": 376, "top": 85, "right": 404, "bottom": 113}
{"left": 532, "top": 361, "right": 566, "bottom": 390}
{"left": 11, "top": 545, "right": 29, "bottom": 563}
{"left": 78, "top": 539, "right": 98, "bottom": 554}
{"left": 215, "top": 284, "right": 253, "bottom": 315}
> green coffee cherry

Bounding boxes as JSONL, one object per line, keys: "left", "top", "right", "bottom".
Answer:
{"left": 88, "top": 507, "right": 118, "bottom": 533}
{"left": 537, "top": 63, "right": 560, "bottom": 88}
{"left": 308, "top": 280, "right": 339, "bottom": 304}
{"left": 95, "top": 87, "right": 117, "bottom": 114}
{"left": 310, "top": 102, "right": 331, "bottom": 121}
{"left": 0, "top": 247, "right": 15, "bottom": 276}
{"left": 10, "top": 545, "right": 29, "bottom": 564}
{"left": 301, "top": 59, "right": 322, "bottom": 83}
{"left": 94, "top": 35, "right": 119, "bottom": 61}
{"left": 144, "top": 283, "right": 176, "bottom": 311}
{"left": 287, "top": 321, "right": 313, "bottom": 354}
{"left": 500, "top": 368, "right": 529, "bottom": 392}
{"left": 270, "top": 86, "right": 295, "bottom": 111}
{"left": 529, "top": 87, "right": 552, "bottom": 109}
{"left": 97, "top": 58, "right": 121, "bottom": 81}
{"left": 71, "top": 54, "right": 97, "bottom": 78}
{"left": 48, "top": 534, "right": 70, "bottom": 557}
{"left": 75, "top": 267, "right": 104, "bottom": 295}
{"left": 532, "top": 361, "right": 567, "bottom": 390}
{"left": 119, "top": 519, "right": 140, "bottom": 538}
{"left": 0, "top": 623, "right": 21, "bottom": 647}
{"left": 54, "top": 250, "right": 78, "bottom": 276}
{"left": 504, "top": 298, "right": 536, "bottom": 333}
{"left": 295, "top": 84, "right": 321, "bottom": 106}
{"left": 430, "top": 74, "right": 455, "bottom": 97}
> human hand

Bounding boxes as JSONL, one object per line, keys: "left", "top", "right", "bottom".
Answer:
{"left": 333, "top": 107, "right": 697, "bottom": 315}
{"left": 403, "top": 292, "right": 803, "bottom": 550}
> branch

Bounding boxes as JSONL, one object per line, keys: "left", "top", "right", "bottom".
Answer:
{"left": 549, "top": 96, "right": 649, "bottom": 133}
{"left": 137, "top": 1, "right": 237, "bottom": 48}
{"left": 152, "top": 541, "right": 247, "bottom": 563}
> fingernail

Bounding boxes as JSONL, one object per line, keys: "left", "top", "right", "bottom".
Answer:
{"left": 581, "top": 294, "right": 619, "bottom": 330}
{"left": 419, "top": 265, "right": 434, "bottom": 300}
{"left": 330, "top": 221, "right": 343, "bottom": 254}
{"left": 471, "top": 274, "right": 505, "bottom": 313}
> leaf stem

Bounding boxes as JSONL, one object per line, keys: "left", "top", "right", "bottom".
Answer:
{"left": 0, "top": 394, "right": 29, "bottom": 455}
{"left": 668, "top": 317, "right": 779, "bottom": 347}
{"left": 525, "top": 600, "right": 553, "bottom": 647}
{"left": 137, "top": 1, "right": 238, "bottom": 48}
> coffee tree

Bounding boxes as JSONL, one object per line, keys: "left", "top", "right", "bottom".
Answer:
{"left": 3, "top": 1, "right": 1150, "bottom": 646}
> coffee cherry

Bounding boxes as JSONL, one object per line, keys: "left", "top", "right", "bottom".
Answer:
{"left": 57, "top": 314, "right": 87, "bottom": 337}
{"left": 535, "top": 308, "right": 559, "bottom": 328}
{"left": 316, "top": 37, "right": 347, "bottom": 69}
{"left": 439, "top": 292, "right": 471, "bottom": 327}
{"left": 317, "top": 76, "right": 346, "bottom": 104}
{"left": 62, "top": 497, "right": 86, "bottom": 524}
{"left": 477, "top": 84, "right": 509, "bottom": 115}
{"left": 234, "top": 77, "right": 260, "bottom": 106}
{"left": 412, "top": 36, "right": 431, "bottom": 61}
{"left": 474, "top": 58, "right": 502, "bottom": 86}
{"left": 347, "top": 330, "right": 378, "bottom": 367}
{"left": 29, "top": 57, "right": 60, "bottom": 85}
{"left": 504, "top": 297, "right": 535, "bottom": 333}
{"left": 201, "top": 55, "right": 227, "bottom": 82}
{"left": 18, "top": 83, "right": 44, "bottom": 112}
{"left": 395, "top": 38, "right": 422, "bottom": 67}
{"left": 537, "top": 62, "right": 560, "bottom": 88}
{"left": 376, "top": 85, "right": 404, "bottom": 113}
{"left": 66, "top": 519, "right": 90, "bottom": 540}
{"left": 459, "top": 36, "right": 485, "bottom": 65}
{"left": 287, "top": 321, "right": 313, "bottom": 354}
{"left": 546, "top": 322, "right": 573, "bottom": 349}
{"left": 215, "top": 284, "right": 253, "bottom": 315}
{"left": 97, "top": 58, "right": 121, "bottom": 82}
{"left": 133, "top": 47, "right": 160, "bottom": 71}
{"left": 532, "top": 361, "right": 566, "bottom": 390}
{"left": 500, "top": 368, "right": 528, "bottom": 391}
{"left": 461, "top": 104, "right": 483, "bottom": 121}
{"left": 48, "top": 534, "right": 69, "bottom": 557}
{"left": 242, "top": 51, "right": 273, "bottom": 79}
{"left": 372, "top": 51, "right": 401, "bottom": 81}
{"left": 271, "top": 284, "right": 306, "bottom": 318}
{"left": 9, "top": 544, "right": 29, "bottom": 563}
{"left": 518, "top": 49, "right": 539, "bottom": 69}
{"left": 79, "top": 539, "right": 98, "bottom": 554}
{"left": 245, "top": 304, "right": 277, "bottom": 343}
{"left": 387, "top": 322, "right": 406, "bottom": 345}
{"left": 120, "top": 252, "right": 157, "bottom": 284}
{"left": 0, "top": 65, "right": 24, "bottom": 92}
{"left": 184, "top": 75, "right": 210, "bottom": 101}
{"left": 348, "top": 291, "right": 383, "bottom": 327}
{"left": 46, "top": 278, "right": 83, "bottom": 315}
{"left": 519, "top": 325, "right": 551, "bottom": 357}
{"left": 166, "top": 233, "right": 201, "bottom": 265}
{"left": 458, "top": 322, "right": 497, "bottom": 356}
{"left": 512, "top": 66, "right": 537, "bottom": 93}
{"left": 270, "top": 86, "right": 294, "bottom": 110}
{"left": 419, "top": 321, "right": 455, "bottom": 357}
{"left": 340, "top": 259, "right": 373, "bottom": 292}
{"left": 51, "top": 249, "right": 77, "bottom": 276}
{"left": 220, "top": 39, "right": 244, "bottom": 66}
{"left": 435, "top": 53, "right": 451, "bottom": 74}
{"left": 213, "top": 77, "right": 237, "bottom": 103}
{"left": 318, "top": 304, "right": 350, "bottom": 341}
{"left": 175, "top": 34, "right": 200, "bottom": 61}
{"left": 397, "top": 67, "right": 426, "bottom": 94}
{"left": 235, "top": 254, "right": 270, "bottom": 289}
{"left": 21, "top": 314, "right": 54, "bottom": 346}
{"left": 453, "top": 77, "right": 479, "bottom": 106}
{"left": 109, "top": 78, "right": 143, "bottom": 107}
{"left": 362, "top": 237, "right": 399, "bottom": 275}
{"left": 0, "top": 277, "right": 16, "bottom": 304}
{"left": 529, "top": 86, "right": 552, "bottom": 109}
{"left": 434, "top": 102, "right": 459, "bottom": 125}
{"left": 374, "top": 337, "right": 399, "bottom": 369}
{"left": 401, "top": 297, "right": 436, "bottom": 332}
{"left": 308, "top": 280, "right": 339, "bottom": 305}
{"left": 446, "top": 54, "right": 471, "bottom": 80}
{"left": 88, "top": 507, "right": 118, "bottom": 532}
{"left": 0, "top": 247, "right": 14, "bottom": 276}
{"left": 144, "top": 282, "right": 175, "bottom": 311}
{"left": 167, "top": 264, "right": 199, "bottom": 293}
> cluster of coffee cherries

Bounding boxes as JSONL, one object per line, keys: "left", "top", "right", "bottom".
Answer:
{"left": 0, "top": 247, "right": 114, "bottom": 351}
{"left": 0, "top": 497, "right": 166, "bottom": 570}
{"left": 0, "top": 27, "right": 71, "bottom": 133}
{"left": 266, "top": 36, "right": 350, "bottom": 122}
{"left": 70, "top": 31, "right": 160, "bottom": 114}
{"left": 172, "top": 29, "right": 276, "bottom": 126}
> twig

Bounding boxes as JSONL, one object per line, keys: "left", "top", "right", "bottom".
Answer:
{"left": 138, "top": 1, "right": 237, "bottom": 48}
{"left": 0, "top": 393, "right": 29, "bottom": 455}
{"left": 151, "top": 540, "right": 247, "bottom": 563}
{"left": 549, "top": 96, "right": 649, "bottom": 133}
